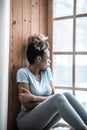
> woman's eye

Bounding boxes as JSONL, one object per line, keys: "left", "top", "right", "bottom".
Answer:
{"left": 47, "top": 59, "right": 51, "bottom": 63}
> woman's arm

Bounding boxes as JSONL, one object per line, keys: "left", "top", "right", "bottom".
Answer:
{"left": 22, "top": 101, "right": 41, "bottom": 110}
{"left": 17, "top": 83, "right": 52, "bottom": 109}
{"left": 50, "top": 80, "right": 55, "bottom": 95}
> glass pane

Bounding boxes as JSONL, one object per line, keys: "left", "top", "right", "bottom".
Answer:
{"left": 76, "top": 17, "right": 87, "bottom": 51}
{"left": 53, "top": 0, "right": 73, "bottom": 18}
{"left": 57, "top": 119, "right": 69, "bottom": 127}
{"left": 76, "top": 55, "right": 87, "bottom": 87}
{"left": 55, "top": 89, "right": 72, "bottom": 94}
{"left": 75, "top": 91, "right": 87, "bottom": 111}
{"left": 53, "top": 19, "right": 73, "bottom": 52}
{"left": 53, "top": 55, "right": 72, "bottom": 87}
{"left": 76, "top": 0, "right": 87, "bottom": 14}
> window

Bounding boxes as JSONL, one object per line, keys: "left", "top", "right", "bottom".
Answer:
{"left": 53, "top": 0, "right": 87, "bottom": 111}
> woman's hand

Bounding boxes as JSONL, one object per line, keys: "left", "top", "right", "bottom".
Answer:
{"left": 18, "top": 83, "right": 51, "bottom": 104}
{"left": 19, "top": 87, "right": 35, "bottom": 103}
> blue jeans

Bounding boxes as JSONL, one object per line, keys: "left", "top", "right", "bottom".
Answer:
{"left": 17, "top": 92, "right": 87, "bottom": 130}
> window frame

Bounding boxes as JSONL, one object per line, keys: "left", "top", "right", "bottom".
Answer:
{"left": 48, "top": 0, "right": 87, "bottom": 96}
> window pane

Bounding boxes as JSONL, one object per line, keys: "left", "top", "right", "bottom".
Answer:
{"left": 53, "top": 19, "right": 73, "bottom": 52}
{"left": 75, "top": 91, "right": 87, "bottom": 111}
{"left": 76, "top": 0, "right": 87, "bottom": 14}
{"left": 76, "top": 55, "right": 87, "bottom": 88}
{"left": 55, "top": 89, "right": 72, "bottom": 94}
{"left": 53, "top": 55, "right": 72, "bottom": 87}
{"left": 53, "top": 0, "right": 73, "bottom": 18}
{"left": 76, "top": 17, "right": 87, "bottom": 51}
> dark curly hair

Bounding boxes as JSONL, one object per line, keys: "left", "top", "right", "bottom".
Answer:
{"left": 26, "top": 34, "right": 49, "bottom": 64}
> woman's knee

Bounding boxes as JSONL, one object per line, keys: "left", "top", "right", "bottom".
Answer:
{"left": 53, "top": 93, "right": 65, "bottom": 103}
{"left": 63, "top": 92, "right": 72, "bottom": 98}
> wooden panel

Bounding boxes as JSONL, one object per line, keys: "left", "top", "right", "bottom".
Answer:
{"left": 23, "top": 0, "right": 31, "bottom": 66}
{"left": 23, "top": 0, "right": 31, "bottom": 43}
{"left": 8, "top": 67, "right": 20, "bottom": 130}
{"left": 12, "top": 67, "right": 20, "bottom": 130}
{"left": 48, "top": 0, "right": 53, "bottom": 70}
{"left": 40, "top": 0, "right": 48, "bottom": 35}
{"left": 7, "top": 0, "right": 13, "bottom": 129}
{"left": 31, "top": 0, "right": 40, "bottom": 34}
{"left": 12, "top": 1, "right": 23, "bottom": 126}
{"left": 12, "top": 0, "right": 23, "bottom": 66}
{"left": 8, "top": 0, "right": 48, "bottom": 130}
{"left": 8, "top": 0, "right": 23, "bottom": 130}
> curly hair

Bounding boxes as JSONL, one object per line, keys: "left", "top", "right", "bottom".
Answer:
{"left": 26, "top": 34, "right": 49, "bottom": 64}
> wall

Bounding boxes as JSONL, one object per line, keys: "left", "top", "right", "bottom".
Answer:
{"left": 8, "top": 0, "right": 48, "bottom": 130}
{"left": 0, "top": 0, "right": 10, "bottom": 130}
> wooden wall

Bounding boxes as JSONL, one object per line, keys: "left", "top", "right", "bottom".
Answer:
{"left": 8, "top": 0, "right": 48, "bottom": 130}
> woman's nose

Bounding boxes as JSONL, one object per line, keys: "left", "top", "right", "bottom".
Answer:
{"left": 48, "top": 59, "right": 51, "bottom": 64}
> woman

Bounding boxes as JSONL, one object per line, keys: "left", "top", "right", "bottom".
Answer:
{"left": 16, "top": 34, "right": 87, "bottom": 130}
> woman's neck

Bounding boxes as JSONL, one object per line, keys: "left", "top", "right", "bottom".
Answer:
{"left": 28, "top": 64, "right": 41, "bottom": 79}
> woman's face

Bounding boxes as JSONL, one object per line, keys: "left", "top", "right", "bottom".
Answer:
{"left": 40, "top": 49, "right": 51, "bottom": 70}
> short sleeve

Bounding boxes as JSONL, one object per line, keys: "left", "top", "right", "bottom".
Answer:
{"left": 47, "top": 67, "right": 53, "bottom": 81}
{"left": 16, "top": 68, "right": 29, "bottom": 83}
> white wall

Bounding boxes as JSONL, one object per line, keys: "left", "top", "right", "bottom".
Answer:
{"left": 0, "top": 0, "right": 10, "bottom": 130}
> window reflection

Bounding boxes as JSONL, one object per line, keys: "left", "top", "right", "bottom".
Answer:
{"left": 76, "top": 0, "right": 87, "bottom": 14}
{"left": 53, "top": 0, "right": 73, "bottom": 18}
{"left": 53, "top": 19, "right": 73, "bottom": 52}
{"left": 76, "top": 55, "right": 87, "bottom": 87}
{"left": 75, "top": 91, "right": 87, "bottom": 111}
{"left": 53, "top": 55, "right": 72, "bottom": 87}
{"left": 55, "top": 89, "right": 72, "bottom": 94}
{"left": 76, "top": 17, "right": 87, "bottom": 51}
{"left": 53, "top": 0, "right": 87, "bottom": 106}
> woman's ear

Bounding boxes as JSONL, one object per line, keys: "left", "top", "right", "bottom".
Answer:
{"left": 36, "top": 56, "right": 42, "bottom": 63}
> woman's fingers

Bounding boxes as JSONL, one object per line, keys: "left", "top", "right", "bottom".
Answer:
{"left": 21, "top": 87, "right": 29, "bottom": 93}
{"left": 18, "top": 93, "right": 30, "bottom": 102}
